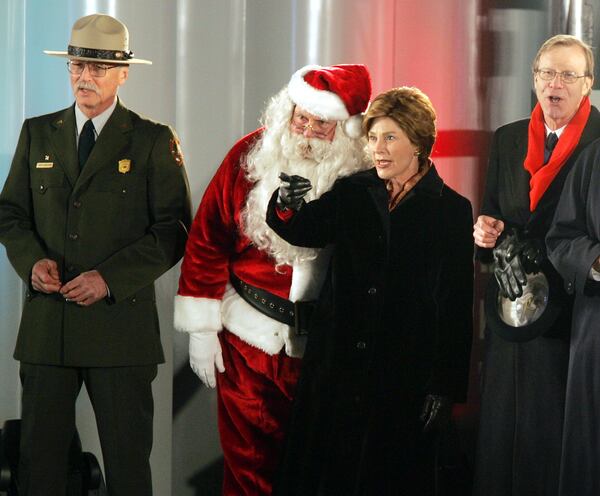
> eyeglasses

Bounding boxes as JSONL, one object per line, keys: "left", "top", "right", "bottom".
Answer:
{"left": 67, "top": 60, "right": 118, "bottom": 77}
{"left": 535, "top": 68, "right": 589, "bottom": 84}
{"left": 290, "top": 110, "right": 337, "bottom": 138}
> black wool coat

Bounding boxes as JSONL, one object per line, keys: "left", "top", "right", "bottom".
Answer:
{"left": 547, "top": 138, "right": 600, "bottom": 496}
{"left": 267, "top": 166, "right": 474, "bottom": 496}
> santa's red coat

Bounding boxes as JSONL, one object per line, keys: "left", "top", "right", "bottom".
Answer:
{"left": 174, "top": 128, "right": 309, "bottom": 355}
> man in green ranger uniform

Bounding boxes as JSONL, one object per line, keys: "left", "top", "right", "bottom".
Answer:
{"left": 0, "top": 13, "right": 191, "bottom": 496}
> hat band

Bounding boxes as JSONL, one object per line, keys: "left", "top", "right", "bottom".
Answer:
{"left": 68, "top": 45, "right": 134, "bottom": 61}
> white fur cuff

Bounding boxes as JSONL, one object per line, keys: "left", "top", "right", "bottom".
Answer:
{"left": 174, "top": 295, "right": 222, "bottom": 334}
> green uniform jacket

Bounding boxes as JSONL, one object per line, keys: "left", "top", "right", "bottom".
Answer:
{"left": 0, "top": 100, "right": 192, "bottom": 366}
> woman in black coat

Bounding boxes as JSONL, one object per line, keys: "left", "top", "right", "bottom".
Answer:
{"left": 266, "top": 87, "right": 474, "bottom": 496}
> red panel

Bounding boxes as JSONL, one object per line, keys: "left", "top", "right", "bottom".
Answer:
{"left": 432, "top": 129, "right": 492, "bottom": 158}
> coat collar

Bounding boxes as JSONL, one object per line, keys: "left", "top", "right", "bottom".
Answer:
{"left": 363, "top": 162, "right": 445, "bottom": 198}
{"left": 75, "top": 99, "right": 133, "bottom": 190}
{"left": 49, "top": 99, "right": 133, "bottom": 190}
{"left": 364, "top": 163, "right": 446, "bottom": 243}
{"left": 529, "top": 105, "right": 600, "bottom": 228}
{"left": 410, "top": 163, "right": 445, "bottom": 198}
{"left": 49, "top": 106, "right": 79, "bottom": 187}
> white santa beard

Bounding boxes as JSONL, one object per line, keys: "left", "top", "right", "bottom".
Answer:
{"left": 281, "top": 131, "right": 333, "bottom": 163}
{"left": 242, "top": 124, "right": 368, "bottom": 267}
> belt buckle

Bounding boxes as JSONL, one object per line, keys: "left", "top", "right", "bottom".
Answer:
{"left": 293, "top": 300, "right": 310, "bottom": 336}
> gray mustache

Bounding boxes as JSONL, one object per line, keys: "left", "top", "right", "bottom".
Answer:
{"left": 76, "top": 82, "right": 99, "bottom": 94}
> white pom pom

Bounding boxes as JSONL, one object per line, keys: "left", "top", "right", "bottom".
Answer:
{"left": 342, "top": 114, "right": 364, "bottom": 139}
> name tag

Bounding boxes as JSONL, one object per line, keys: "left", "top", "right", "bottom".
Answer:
{"left": 36, "top": 162, "right": 54, "bottom": 169}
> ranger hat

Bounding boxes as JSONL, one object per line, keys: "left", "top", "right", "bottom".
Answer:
{"left": 44, "top": 13, "right": 151, "bottom": 65}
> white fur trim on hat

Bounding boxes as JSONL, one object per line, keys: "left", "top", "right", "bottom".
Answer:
{"left": 174, "top": 295, "right": 222, "bottom": 334}
{"left": 288, "top": 65, "right": 350, "bottom": 121}
{"left": 342, "top": 114, "right": 364, "bottom": 139}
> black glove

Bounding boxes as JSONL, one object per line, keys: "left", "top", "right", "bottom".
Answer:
{"left": 420, "top": 394, "right": 452, "bottom": 433}
{"left": 277, "top": 172, "right": 312, "bottom": 211}
{"left": 493, "top": 230, "right": 528, "bottom": 301}
{"left": 520, "top": 237, "right": 546, "bottom": 274}
{"left": 493, "top": 229, "right": 546, "bottom": 301}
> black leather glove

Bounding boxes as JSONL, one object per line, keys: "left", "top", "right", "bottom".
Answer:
{"left": 493, "top": 229, "right": 528, "bottom": 301}
{"left": 520, "top": 237, "right": 546, "bottom": 274}
{"left": 420, "top": 394, "right": 452, "bottom": 433}
{"left": 277, "top": 172, "right": 312, "bottom": 211}
{"left": 493, "top": 229, "right": 547, "bottom": 301}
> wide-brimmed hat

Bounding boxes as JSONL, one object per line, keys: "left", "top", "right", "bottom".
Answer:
{"left": 44, "top": 13, "right": 151, "bottom": 65}
{"left": 484, "top": 267, "right": 565, "bottom": 342}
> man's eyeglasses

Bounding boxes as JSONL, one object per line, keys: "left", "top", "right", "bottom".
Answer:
{"left": 535, "top": 68, "right": 589, "bottom": 84}
{"left": 290, "top": 111, "right": 337, "bottom": 138}
{"left": 67, "top": 60, "right": 118, "bottom": 78}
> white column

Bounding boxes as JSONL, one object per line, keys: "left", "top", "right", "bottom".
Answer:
{"left": 0, "top": 0, "right": 25, "bottom": 427}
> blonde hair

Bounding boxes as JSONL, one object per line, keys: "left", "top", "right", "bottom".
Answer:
{"left": 363, "top": 86, "right": 436, "bottom": 167}
{"left": 532, "top": 34, "right": 594, "bottom": 95}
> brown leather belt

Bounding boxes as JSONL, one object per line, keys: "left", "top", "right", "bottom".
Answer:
{"left": 230, "top": 273, "right": 314, "bottom": 336}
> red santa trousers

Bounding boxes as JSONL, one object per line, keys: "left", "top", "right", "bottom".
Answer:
{"left": 217, "top": 329, "right": 302, "bottom": 496}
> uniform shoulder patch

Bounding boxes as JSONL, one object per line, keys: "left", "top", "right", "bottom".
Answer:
{"left": 169, "top": 136, "right": 185, "bottom": 166}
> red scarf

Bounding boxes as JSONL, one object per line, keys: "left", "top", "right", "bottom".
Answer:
{"left": 524, "top": 96, "right": 590, "bottom": 211}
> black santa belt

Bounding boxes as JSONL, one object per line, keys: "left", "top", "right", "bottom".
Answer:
{"left": 230, "top": 273, "right": 314, "bottom": 336}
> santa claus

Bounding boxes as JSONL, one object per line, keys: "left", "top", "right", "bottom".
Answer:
{"left": 175, "top": 64, "right": 372, "bottom": 495}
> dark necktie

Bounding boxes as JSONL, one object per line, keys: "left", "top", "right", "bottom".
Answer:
{"left": 78, "top": 119, "right": 95, "bottom": 168}
{"left": 543, "top": 132, "right": 558, "bottom": 165}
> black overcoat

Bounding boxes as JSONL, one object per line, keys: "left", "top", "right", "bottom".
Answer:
{"left": 547, "top": 138, "right": 600, "bottom": 496}
{"left": 473, "top": 106, "right": 600, "bottom": 496}
{"left": 267, "top": 166, "right": 473, "bottom": 495}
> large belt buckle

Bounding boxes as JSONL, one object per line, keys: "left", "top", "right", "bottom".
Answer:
{"left": 293, "top": 300, "right": 310, "bottom": 336}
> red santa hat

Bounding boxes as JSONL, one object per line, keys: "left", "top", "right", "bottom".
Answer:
{"left": 287, "top": 64, "right": 372, "bottom": 139}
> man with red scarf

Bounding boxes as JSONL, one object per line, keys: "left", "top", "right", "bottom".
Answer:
{"left": 472, "top": 35, "right": 599, "bottom": 496}
{"left": 174, "top": 64, "right": 371, "bottom": 495}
